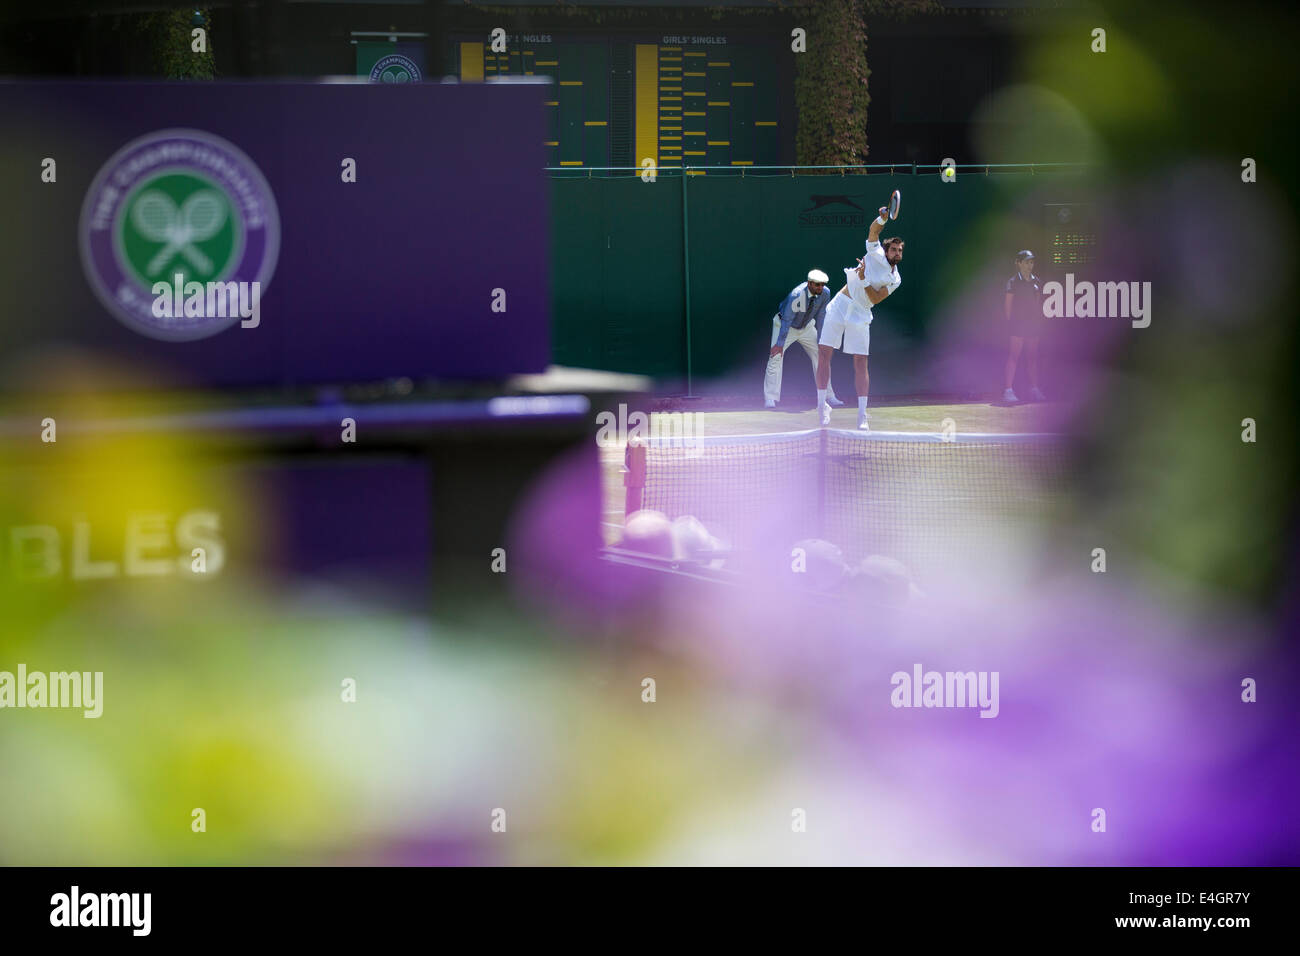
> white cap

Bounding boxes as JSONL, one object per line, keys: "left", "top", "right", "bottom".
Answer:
{"left": 807, "top": 269, "right": 829, "bottom": 284}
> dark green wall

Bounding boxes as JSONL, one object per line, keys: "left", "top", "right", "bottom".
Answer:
{"left": 552, "top": 177, "right": 686, "bottom": 377}
{"left": 552, "top": 172, "right": 1092, "bottom": 394}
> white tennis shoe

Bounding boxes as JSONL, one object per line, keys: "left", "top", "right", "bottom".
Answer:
{"left": 858, "top": 411, "right": 870, "bottom": 431}
{"left": 1029, "top": 386, "right": 1046, "bottom": 402}
{"left": 765, "top": 399, "right": 776, "bottom": 408}
{"left": 820, "top": 403, "right": 832, "bottom": 426}
{"left": 1003, "top": 388, "right": 1019, "bottom": 403}
{"left": 827, "top": 395, "right": 845, "bottom": 407}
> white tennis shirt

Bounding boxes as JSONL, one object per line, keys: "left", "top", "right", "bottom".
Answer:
{"left": 864, "top": 238, "right": 902, "bottom": 295}
{"left": 832, "top": 240, "right": 901, "bottom": 324}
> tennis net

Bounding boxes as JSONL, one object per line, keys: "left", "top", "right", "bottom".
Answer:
{"left": 623, "top": 428, "right": 1069, "bottom": 580}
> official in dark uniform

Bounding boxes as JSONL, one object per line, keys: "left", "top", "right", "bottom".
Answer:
{"left": 1002, "top": 250, "right": 1046, "bottom": 403}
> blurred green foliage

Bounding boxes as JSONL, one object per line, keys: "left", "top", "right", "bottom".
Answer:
{"left": 1028, "top": 2, "right": 1300, "bottom": 606}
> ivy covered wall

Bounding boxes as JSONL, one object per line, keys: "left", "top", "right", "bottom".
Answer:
{"left": 139, "top": 8, "right": 215, "bottom": 80}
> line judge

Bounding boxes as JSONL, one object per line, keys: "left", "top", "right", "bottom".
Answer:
{"left": 765, "top": 269, "right": 844, "bottom": 409}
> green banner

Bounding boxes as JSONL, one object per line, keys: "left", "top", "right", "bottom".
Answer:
{"left": 356, "top": 41, "right": 426, "bottom": 82}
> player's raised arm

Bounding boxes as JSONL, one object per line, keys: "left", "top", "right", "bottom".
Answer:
{"left": 867, "top": 205, "right": 889, "bottom": 244}
{"left": 868, "top": 191, "right": 901, "bottom": 251}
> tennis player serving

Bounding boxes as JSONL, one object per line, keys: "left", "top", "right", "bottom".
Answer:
{"left": 816, "top": 191, "right": 903, "bottom": 430}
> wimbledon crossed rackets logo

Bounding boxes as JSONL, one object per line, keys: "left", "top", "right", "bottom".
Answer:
{"left": 79, "top": 129, "right": 280, "bottom": 341}
{"left": 369, "top": 54, "right": 422, "bottom": 84}
{"left": 131, "top": 187, "right": 229, "bottom": 277}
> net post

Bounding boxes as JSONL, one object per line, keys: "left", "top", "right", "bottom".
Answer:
{"left": 624, "top": 438, "right": 647, "bottom": 517}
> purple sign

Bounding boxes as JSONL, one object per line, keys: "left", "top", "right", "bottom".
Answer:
{"left": 0, "top": 455, "right": 432, "bottom": 608}
{"left": 0, "top": 81, "right": 551, "bottom": 387}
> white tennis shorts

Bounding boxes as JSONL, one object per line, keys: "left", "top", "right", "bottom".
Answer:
{"left": 819, "top": 294, "right": 871, "bottom": 355}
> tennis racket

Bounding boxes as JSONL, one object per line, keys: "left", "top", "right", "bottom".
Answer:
{"left": 888, "top": 189, "right": 901, "bottom": 220}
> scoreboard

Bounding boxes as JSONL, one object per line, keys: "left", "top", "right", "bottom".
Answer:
{"left": 454, "top": 34, "right": 783, "bottom": 171}
{"left": 650, "top": 39, "right": 779, "bottom": 172}
{"left": 1043, "top": 203, "right": 1097, "bottom": 266}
